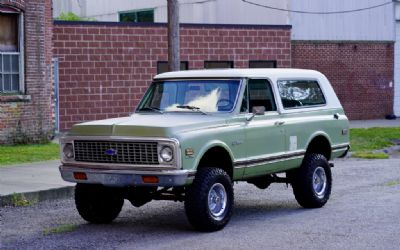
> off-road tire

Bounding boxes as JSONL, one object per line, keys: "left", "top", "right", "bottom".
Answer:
{"left": 75, "top": 184, "right": 124, "bottom": 224}
{"left": 185, "top": 167, "right": 234, "bottom": 232}
{"left": 290, "top": 153, "right": 332, "bottom": 208}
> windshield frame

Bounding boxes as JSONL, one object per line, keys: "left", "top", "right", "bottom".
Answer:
{"left": 136, "top": 78, "right": 244, "bottom": 115}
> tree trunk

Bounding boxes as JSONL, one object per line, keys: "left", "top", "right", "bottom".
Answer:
{"left": 167, "top": 0, "right": 180, "bottom": 72}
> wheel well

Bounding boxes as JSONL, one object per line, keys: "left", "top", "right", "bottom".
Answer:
{"left": 306, "top": 136, "right": 331, "bottom": 160}
{"left": 197, "top": 147, "right": 233, "bottom": 179}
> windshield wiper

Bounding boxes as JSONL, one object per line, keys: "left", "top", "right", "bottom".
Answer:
{"left": 138, "top": 106, "right": 163, "bottom": 113}
{"left": 176, "top": 105, "right": 207, "bottom": 115}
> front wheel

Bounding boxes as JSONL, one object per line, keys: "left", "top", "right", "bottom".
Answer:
{"left": 184, "top": 168, "right": 234, "bottom": 232}
{"left": 289, "top": 153, "right": 332, "bottom": 208}
{"left": 75, "top": 184, "right": 124, "bottom": 224}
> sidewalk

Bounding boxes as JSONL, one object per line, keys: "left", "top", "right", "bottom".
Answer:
{"left": 0, "top": 160, "right": 74, "bottom": 206}
{"left": 350, "top": 119, "right": 400, "bottom": 128}
{"left": 0, "top": 119, "right": 399, "bottom": 206}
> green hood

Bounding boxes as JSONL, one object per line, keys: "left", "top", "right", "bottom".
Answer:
{"left": 69, "top": 113, "right": 228, "bottom": 137}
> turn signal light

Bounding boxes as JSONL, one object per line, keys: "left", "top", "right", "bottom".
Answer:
{"left": 142, "top": 176, "right": 159, "bottom": 184}
{"left": 73, "top": 172, "right": 87, "bottom": 180}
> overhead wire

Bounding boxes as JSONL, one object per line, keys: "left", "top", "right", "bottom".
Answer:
{"left": 241, "top": 0, "right": 393, "bottom": 14}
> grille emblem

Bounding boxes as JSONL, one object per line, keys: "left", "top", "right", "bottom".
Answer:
{"left": 105, "top": 148, "right": 118, "bottom": 156}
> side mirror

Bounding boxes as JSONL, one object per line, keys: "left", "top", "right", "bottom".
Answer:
{"left": 252, "top": 106, "right": 265, "bottom": 115}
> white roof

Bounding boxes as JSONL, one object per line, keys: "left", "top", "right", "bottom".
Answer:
{"left": 154, "top": 68, "right": 325, "bottom": 80}
{"left": 154, "top": 68, "right": 343, "bottom": 110}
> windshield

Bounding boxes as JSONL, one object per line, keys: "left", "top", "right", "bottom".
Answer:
{"left": 137, "top": 80, "right": 241, "bottom": 113}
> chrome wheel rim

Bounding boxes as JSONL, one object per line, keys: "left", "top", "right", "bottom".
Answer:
{"left": 313, "top": 166, "right": 327, "bottom": 198}
{"left": 208, "top": 183, "right": 227, "bottom": 220}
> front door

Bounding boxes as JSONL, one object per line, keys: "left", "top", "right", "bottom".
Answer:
{"left": 241, "top": 79, "right": 286, "bottom": 177}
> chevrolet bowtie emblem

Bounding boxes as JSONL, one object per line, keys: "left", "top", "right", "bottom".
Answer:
{"left": 105, "top": 148, "right": 118, "bottom": 156}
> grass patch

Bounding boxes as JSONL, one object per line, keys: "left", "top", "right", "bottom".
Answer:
{"left": 350, "top": 127, "right": 400, "bottom": 151}
{"left": 10, "top": 193, "right": 32, "bottom": 206}
{"left": 351, "top": 151, "right": 389, "bottom": 159}
{"left": 0, "top": 143, "right": 59, "bottom": 166}
{"left": 350, "top": 127, "right": 400, "bottom": 159}
{"left": 384, "top": 180, "right": 400, "bottom": 187}
{"left": 43, "top": 224, "right": 77, "bottom": 235}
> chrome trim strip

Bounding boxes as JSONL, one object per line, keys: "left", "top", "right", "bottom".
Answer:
{"left": 233, "top": 150, "right": 306, "bottom": 168}
{"left": 60, "top": 136, "right": 180, "bottom": 144}
{"left": 332, "top": 143, "right": 350, "bottom": 150}
{"left": 235, "top": 155, "right": 304, "bottom": 169}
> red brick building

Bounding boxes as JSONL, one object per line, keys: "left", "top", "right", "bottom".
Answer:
{"left": 0, "top": 0, "right": 53, "bottom": 143}
{"left": 53, "top": 22, "right": 291, "bottom": 131}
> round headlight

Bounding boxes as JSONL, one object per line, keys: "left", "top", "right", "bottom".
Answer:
{"left": 63, "top": 143, "right": 74, "bottom": 159}
{"left": 160, "top": 146, "right": 173, "bottom": 162}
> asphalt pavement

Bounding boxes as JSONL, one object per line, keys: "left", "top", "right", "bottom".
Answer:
{"left": 1, "top": 158, "right": 399, "bottom": 249}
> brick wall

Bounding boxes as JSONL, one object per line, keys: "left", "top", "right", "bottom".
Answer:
{"left": 0, "top": 0, "right": 54, "bottom": 144}
{"left": 292, "top": 41, "right": 394, "bottom": 120}
{"left": 0, "top": 0, "right": 25, "bottom": 10}
{"left": 53, "top": 22, "right": 291, "bottom": 131}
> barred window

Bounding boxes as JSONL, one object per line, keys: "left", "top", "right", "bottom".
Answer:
{"left": 119, "top": 9, "right": 154, "bottom": 22}
{"left": 157, "top": 61, "right": 188, "bottom": 74}
{"left": 249, "top": 60, "right": 277, "bottom": 68}
{"left": 0, "top": 9, "right": 23, "bottom": 93}
{"left": 204, "top": 61, "right": 233, "bottom": 69}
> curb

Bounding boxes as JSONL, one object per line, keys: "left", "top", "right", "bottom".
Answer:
{"left": 0, "top": 186, "right": 74, "bottom": 207}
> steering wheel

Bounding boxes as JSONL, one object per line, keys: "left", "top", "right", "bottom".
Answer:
{"left": 217, "top": 99, "right": 234, "bottom": 110}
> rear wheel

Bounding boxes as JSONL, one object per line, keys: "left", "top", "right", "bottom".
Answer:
{"left": 75, "top": 184, "right": 124, "bottom": 224}
{"left": 290, "top": 153, "right": 332, "bottom": 208}
{"left": 185, "top": 168, "right": 234, "bottom": 231}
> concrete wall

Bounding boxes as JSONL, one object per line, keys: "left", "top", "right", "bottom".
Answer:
{"left": 291, "top": 0, "right": 394, "bottom": 41}
{"left": 53, "top": 22, "right": 291, "bottom": 130}
{"left": 292, "top": 42, "right": 394, "bottom": 120}
{"left": 0, "top": 0, "right": 54, "bottom": 144}
{"left": 52, "top": 0, "right": 290, "bottom": 25}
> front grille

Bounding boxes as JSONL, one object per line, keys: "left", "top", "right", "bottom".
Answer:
{"left": 74, "top": 140, "right": 159, "bottom": 165}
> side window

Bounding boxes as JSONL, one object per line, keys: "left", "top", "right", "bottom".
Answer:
{"left": 246, "top": 79, "right": 277, "bottom": 113}
{"left": 277, "top": 80, "right": 326, "bottom": 109}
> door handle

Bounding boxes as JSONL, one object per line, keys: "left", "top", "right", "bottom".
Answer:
{"left": 275, "top": 121, "right": 285, "bottom": 126}
{"left": 333, "top": 113, "right": 339, "bottom": 119}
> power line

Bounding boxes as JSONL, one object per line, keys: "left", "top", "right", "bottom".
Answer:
{"left": 241, "top": 0, "right": 393, "bottom": 14}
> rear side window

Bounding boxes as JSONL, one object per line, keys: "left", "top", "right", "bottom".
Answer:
{"left": 277, "top": 80, "right": 326, "bottom": 109}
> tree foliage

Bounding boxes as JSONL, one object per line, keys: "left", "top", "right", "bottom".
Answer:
{"left": 56, "top": 12, "right": 95, "bottom": 21}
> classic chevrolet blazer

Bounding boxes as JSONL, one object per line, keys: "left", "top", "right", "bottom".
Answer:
{"left": 60, "top": 69, "right": 350, "bottom": 231}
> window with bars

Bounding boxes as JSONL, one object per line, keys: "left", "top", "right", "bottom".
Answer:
{"left": 0, "top": 53, "right": 20, "bottom": 92}
{"left": 249, "top": 60, "right": 277, "bottom": 68}
{"left": 0, "top": 10, "right": 23, "bottom": 94}
{"left": 204, "top": 61, "right": 234, "bottom": 69}
{"left": 119, "top": 9, "right": 154, "bottom": 23}
{"left": 157, "top": 61, "right": 188, "bottom": 74}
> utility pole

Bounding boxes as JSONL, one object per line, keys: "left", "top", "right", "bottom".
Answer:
{"left": 167, "top": 0, "right": 180, "bottom": 71}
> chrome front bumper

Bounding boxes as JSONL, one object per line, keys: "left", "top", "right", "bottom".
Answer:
{"left": 59, "top": 165, "right": 196, "bottom": 187}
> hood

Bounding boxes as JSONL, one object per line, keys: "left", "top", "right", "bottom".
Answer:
{"left": 68, "top": 113, "right": 228, "bottom": 137}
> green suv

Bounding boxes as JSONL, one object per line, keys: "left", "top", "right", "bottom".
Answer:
{"left": 60, "top": 69, "right": 350, "bottom": 231}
